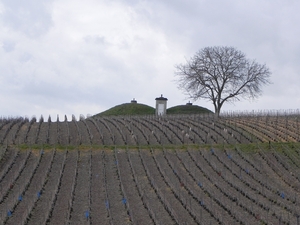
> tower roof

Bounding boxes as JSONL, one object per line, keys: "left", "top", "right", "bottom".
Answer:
{"left": 155, "top": 94, "right": 168, "bottom": 101}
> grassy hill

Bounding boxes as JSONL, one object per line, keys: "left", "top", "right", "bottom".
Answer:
{"left": 94, "top": 102, "right": 212, "bottom": 117}
{"left": 94, "top": 103, "right": 155, "bottom": 116}
{"left": 167, "top": 104, "right": 213, "bottom": 114}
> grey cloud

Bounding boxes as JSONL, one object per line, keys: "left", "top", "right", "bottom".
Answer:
{"left": 1, "top": 0, "right": 53, "bottom": 37}
{"left": 1, "top": 0, "right": 300, "bottom": 117}
{"left": 2, "top": 40, "right": 16, "bottom": 52}
{"left": 19, "top": 52, "right": 33, "bottom": 62}
{"left": 84, "top": 35, "right": 107, "bottom": 45}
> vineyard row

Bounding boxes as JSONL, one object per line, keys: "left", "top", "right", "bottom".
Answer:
{"left": 0, "top": 114, "right": 300, "bottom": 147}
{"left": 0, "top": 145, "right": 300, "bottom": 224}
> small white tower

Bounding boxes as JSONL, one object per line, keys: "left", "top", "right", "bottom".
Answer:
{"left": 155, "top": 94, "right": 168, "bottom": 116}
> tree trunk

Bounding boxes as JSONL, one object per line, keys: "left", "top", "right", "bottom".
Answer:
{"left": 214, "top": 102, "right": 222, "bottom": 117}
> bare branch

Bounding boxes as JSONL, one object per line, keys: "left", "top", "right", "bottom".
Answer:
{"left": 175, "top": 46, "right": 271, "bottom": 115}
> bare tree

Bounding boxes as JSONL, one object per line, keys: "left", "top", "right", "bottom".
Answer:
{"left": 175, "top": 46, "right": 271, "bottom": 115}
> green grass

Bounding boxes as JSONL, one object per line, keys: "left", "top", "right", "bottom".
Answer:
{"left": 94, "top": 103, "right": 155, "bottom": 117}
{"left": 94, "top": 103, "right": 212, "bottom": 117}
{"left": 167, "top": 105, "right": 213, "bottom": 114}
{"left": 4, "top": 142, "right": 300, "bottom": 153}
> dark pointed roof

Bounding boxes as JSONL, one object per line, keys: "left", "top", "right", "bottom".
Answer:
{"left": 155, "top": 94, "right": 168, "bottom": 101}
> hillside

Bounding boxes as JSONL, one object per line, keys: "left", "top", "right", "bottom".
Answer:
{"left": 167, "top": 104, "right": 213, "bottom": 114}
{"left": 0, "top": 112, "right": 300, "bottom": 224}
{"left": 1, "top": 143, "right": 300, "bottom": 224}
{"left": 94, "top": 102, "right": 212, "bottom": 117}
{"left": 0, "top": 113, "right": 299, "bottom": 146}
{"left": 94, "top": 103, "right": 155, "bottom": 116}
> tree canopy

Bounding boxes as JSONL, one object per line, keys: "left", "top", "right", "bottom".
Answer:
{"left": 175, "top": 46, "right": 271, "bottom": 115}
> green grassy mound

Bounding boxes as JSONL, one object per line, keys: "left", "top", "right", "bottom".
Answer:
{"left": 95, "top": 103, "right": 155, "bottom": 116}
{"left": 94, "top": 102, "right": 212, "bottom": 117}
{"left": 167, "top": 104, "right": 213, "bottom": 114}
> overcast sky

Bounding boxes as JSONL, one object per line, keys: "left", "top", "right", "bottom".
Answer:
{"left": 1, "top": 0, "right": 300, "bottom": 120}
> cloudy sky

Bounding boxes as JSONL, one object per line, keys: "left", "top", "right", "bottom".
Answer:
{"left": 0, "top": 0, "right": 299, "bottom": 120}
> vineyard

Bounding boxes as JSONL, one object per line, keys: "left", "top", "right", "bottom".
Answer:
{"left": 1, "top": 111, "right": 300, "bottom": 224}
